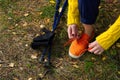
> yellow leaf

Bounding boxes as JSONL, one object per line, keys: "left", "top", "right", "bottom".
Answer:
{"left": 72, "top": 64, "right": 79, "bottom": 68}
{"left": 0, "top": 64, "right": 2, "bottom": 67}
{"left": 9, "top": 63, "right": 15, "bottom": 67}
{"left": 118, "top": 71, "right": 120, "bottom": 74}
{"left": 102, "top": 56, "right": 107, "bottom": 61}
{"left": 23, "top": 22, "right": 28, "bottom": 27}
{"left": 116, "top": 43, "right": 120, "bottom": 48}
{"left": 15, "top": 24, "right": 18, "bottom": 27}
{"left": 45, "top": 18, "right": 50, "bottom": 24}
{"left": 12, "top": 32, "right": 16, "bottom": 35}
{"left": 99, "top": 6, "right": 102, "bottom": 9}
{"left": 24, "top": 13, "right": 29, "bottom": 17}
{"left": 59, "top": 7, "right": 62, "bottom": 12}
{"left": 35, "top": 34, "right": 39, "bottom": 37}
{"left": 91, "top": 57, "right": 96, "bottom": 61}
{"left": 39, "top": 12, "right": 43, "bottom": 15}
{"left": 25, "top": 44, "right": 28, "bottom": 47}
{"left": 40, "top": 24, "right": 45, "bottom": 29}
{"left": 8, "top": 17, "right": 12, "bottom": 20}
{"left": 38, "top": 73, "right": 43, "bottom": 77}
{"left": 28, "top": 78, "right": 32, "bottom": 80}
{"left": 13, "top": 77, "right": 19, "bottom": 80}
{"left": 19, "top": 67, "right": 24, "bottom": 71}
{"left": 50, "top": 0, "right": 55, "bottom": 4}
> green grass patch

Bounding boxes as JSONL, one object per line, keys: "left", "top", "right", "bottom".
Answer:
{"left": 84, "top": 61, "right": 94, "bottom": 73}
{"left": 39, "top": 5, "right": 55, "bottom": 19}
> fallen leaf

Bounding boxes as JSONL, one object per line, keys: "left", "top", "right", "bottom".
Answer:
{"left": 50, "top": 0, "right": 55, "bottom": 4}
{"left": 102, "top": 56, "right": 107, "bottom": 61}
{"left": 8, "top": 17, "right": 12, "bottom": 20}
{"left": 28, "top": 78, "right": 32, "bottom": 80}
{"left": 0, "top": 64, "right": 2, "bottom": 67}
{"left": 60, "top": 66, "right": 63, "bottom": 69}
{"left": 59, "top": 7, "right": 62, "bottom": 12}
{"left": 39, "top": 12, "right": 43, "bottom": 15}
{"left": 45, "top": 18, "right": 50, "bottom": 24}
{"left": 116, "top": 43, "right": 120, "bottom": 48}
{"left": 12, "top": 32, "right": 16, "bottom": 35}
{"left": 38, "top": 73, "right": 43, "bottom": 77}
{"left": 118, "top": 71, "right": 120, "bottom": 74}
{"left": 40, "top": 24, "right": 45, "bottom": 29}
{"left": 113, "top": 9, "right": 118, "bottom": 12}
{"left": 23, "top": 22, "right": 28, "bottom": 27}
{"left": 13, "top": 77, "right": 19, "bottom": 80}
{"left": 15, "top": 24, "right": 18, "bottom": 26}
{"left": 25, "top": 44, "right": 28, "bottom": 47}
{"left": 99, "top": 6, "right": 102, "bottom": 9}
{"left": 9, "top": 63, "right": 15, "bottom": 67}
{"left": 19, "top": 67, "right": 24, "bottom": 71}
{"left": 91, "top": 57, "right": 96, "bottom": 61}
{"left": 72, "top": 64, "right": 79, "bottom": 68}
{"left": 24, "top": 13, "right": 29, "bottom": 17}
{"left": 31, "top": 53, "right": 38, "bottom": 59}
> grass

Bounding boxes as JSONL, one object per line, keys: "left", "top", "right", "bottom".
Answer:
{"left": 0, "top": 0, "right": 120, "bottom": 80}
{"left": 39, "top": 5, "right": 55, "bottom": 19}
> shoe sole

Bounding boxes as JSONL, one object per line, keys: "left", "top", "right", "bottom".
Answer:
{"left": 69, "top": 51, "right": 85, "bottom": 59}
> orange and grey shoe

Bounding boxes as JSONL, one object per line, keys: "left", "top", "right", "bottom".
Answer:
{"left": 69, "top": 33, "right": 91, "bottom": 58}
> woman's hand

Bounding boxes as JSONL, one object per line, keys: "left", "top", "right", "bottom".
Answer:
{"left": 67, "top": 24, "right": 79, "bottom": 39}
{"left": 88, "top": 41, "right": 104, "bottom": 55}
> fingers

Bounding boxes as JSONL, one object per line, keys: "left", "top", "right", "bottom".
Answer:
{"left": 67, "top": 24, "right": 78, "bottom": 39}
{"left": 88, "top": 41, "right": 104, "bottom": 55}
{"left": 71, "top": 25, "right": 78, "bottom": 37}
{"left": 67, "top": 26, "right": 72, "bottom": 39}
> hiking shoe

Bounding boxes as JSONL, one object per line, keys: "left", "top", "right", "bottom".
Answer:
{"left": 69, "top": 33, "right": 91, "bottom": 58}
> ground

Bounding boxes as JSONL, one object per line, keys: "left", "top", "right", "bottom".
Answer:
{"left": 0, "top": 0, "right": 120, "bottom": 80}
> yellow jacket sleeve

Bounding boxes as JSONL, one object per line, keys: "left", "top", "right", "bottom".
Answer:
{"left": 96, "top": 15, "right": 120, "bottom": 50}
{"left": 67, "top": 0, "right": 80, "bottom": 27}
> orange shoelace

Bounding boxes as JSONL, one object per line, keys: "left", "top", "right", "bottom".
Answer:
{"left": 63, "top": 38, "right": 76, "bottom": 47}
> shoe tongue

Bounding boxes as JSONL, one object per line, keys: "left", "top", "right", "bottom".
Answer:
{"left": 81, "top": 33, "right": 90, "bottom": 41}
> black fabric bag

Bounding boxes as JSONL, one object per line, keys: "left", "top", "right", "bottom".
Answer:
{"left": 31, "top": 28, "right": 55, "bottom": 49}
